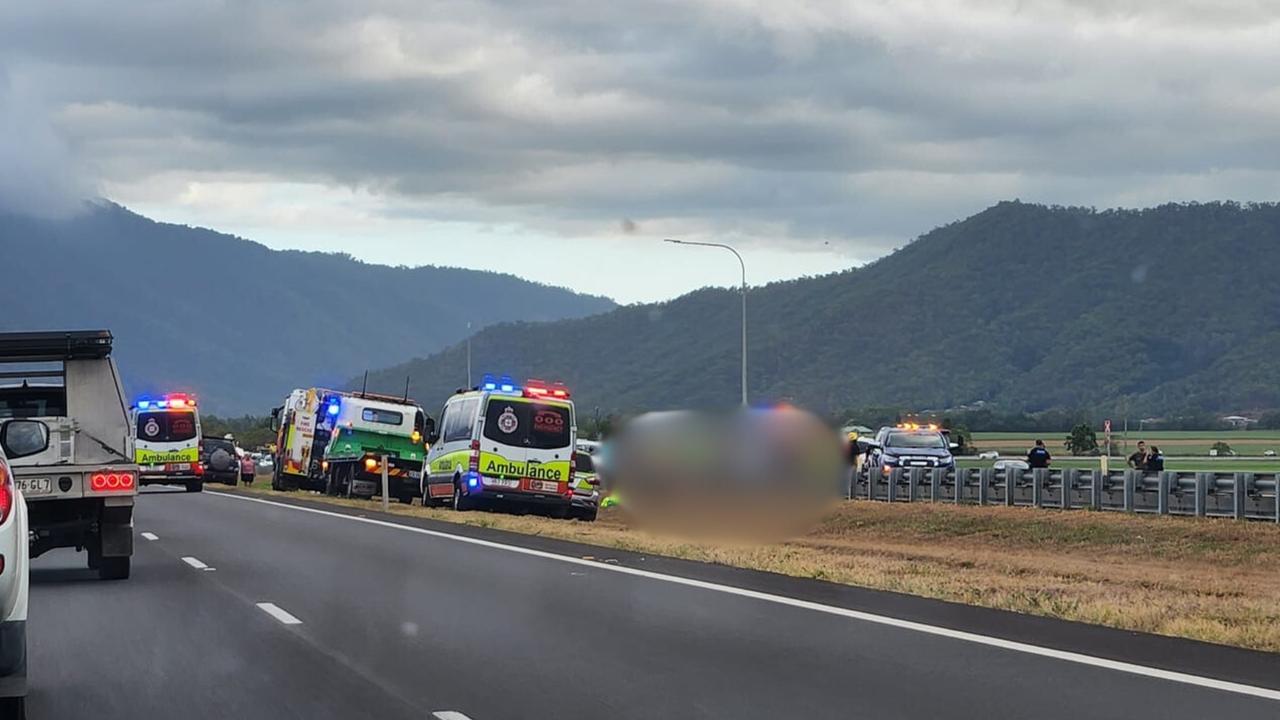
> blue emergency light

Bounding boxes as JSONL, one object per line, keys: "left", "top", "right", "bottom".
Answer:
{"left": 325, "top": 398, "right": 341, "bottom": 417}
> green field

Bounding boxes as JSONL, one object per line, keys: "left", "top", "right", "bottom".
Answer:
{"left": 969, "top": 430, "right": 1280, "bottom": 458}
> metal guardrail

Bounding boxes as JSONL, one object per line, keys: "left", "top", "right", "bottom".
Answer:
{"left": 854, "top": 467, "right": 1280, "bottom": 522}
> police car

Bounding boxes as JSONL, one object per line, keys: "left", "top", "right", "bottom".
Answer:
{"left": 859, "top": 423, "right": 956, "bottom": 478}
{"left": 424, "top": 375, "right": 577, "bottom": 517}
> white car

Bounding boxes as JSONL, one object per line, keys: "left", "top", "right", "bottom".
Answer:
{"left": 1265, "top": 450, "right": 1277, "bottom": 458}
{"left": 978, "top": 450, "right": 1000, "bottom": 460}
{"left": 0, "top": 418, "right": 44, "bottom": 717}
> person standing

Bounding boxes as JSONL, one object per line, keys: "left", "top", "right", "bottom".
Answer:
{"left": 1145, "top": 445, "right": 1165, "bottom": 473}
{"left": 1027, "top": 439, "right": 1052, "bottom": 469}
{"left": 1127, "top": 441, "right": 1148, "bottom": 469}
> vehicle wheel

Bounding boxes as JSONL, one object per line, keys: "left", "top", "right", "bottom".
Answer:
{"left": 550, "top": 504, "right": 570, "bottom": 520}
{"left": 577, "top": 507, "right": 599, "bottom": 522}
{"left": 186, "top": 481, "right": 202, "bottom": 493}
{"left": 0, "top": 695, "right": 25, "bottom": 719}
{"left": 398, "top": 494, "right": 414, "bottom": 505}
{"left": 98, "top": 555, "right": 131, "bottom": 580}
{"left": 452, "top": 483, "right": 472, "bottom": 511}
{"left": 325, "top": 468, "right": 338, "bottom": 496}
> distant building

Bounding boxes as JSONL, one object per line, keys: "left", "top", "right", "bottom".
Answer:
{"left": 1221, "top": 415, "right": 1257, "bottom": 428}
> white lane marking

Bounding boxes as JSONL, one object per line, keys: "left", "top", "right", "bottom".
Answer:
{"left": 181, "top": 556, "right": 209, "bottom": 570}
{"left": 256, "top": 602, "right": 303, "bottom": 625}
{"left": 433, "top": 712, "right": 474, "bottom": 720}
{"left": 141, "top": 532, "right": 159, "bottom": 541}
{"left": 212, "top": 492, "right": 1280, "bottom": 703}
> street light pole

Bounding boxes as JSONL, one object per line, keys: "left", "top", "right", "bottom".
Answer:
{"left": 466, "top": 321, "right": 472, "bottom": 388}
{"left": 664, "top": 239, "right": 747, "bottom": 405}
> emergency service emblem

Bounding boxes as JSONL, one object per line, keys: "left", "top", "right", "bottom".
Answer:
{"left": 143, "top": 418, "right": 161, "bottom": 438}
{"left": 497, "top": 406, "right": 519, "bottom": 434}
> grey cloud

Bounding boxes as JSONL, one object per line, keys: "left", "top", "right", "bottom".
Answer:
{"left": 2, "top": 0, "right": 1279, "bottom": 252}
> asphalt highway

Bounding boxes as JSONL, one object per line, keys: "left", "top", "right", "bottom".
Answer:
{"left": 23, "top": 488, "right": 1280, "bottom": 719}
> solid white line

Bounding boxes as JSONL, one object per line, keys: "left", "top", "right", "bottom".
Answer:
{"left": 212, "top": 491, "right": 1280, "bottom": 702}
{"left": 141, "top": 532, "right": 159, "bottom": 541}
{"left": 181, "top": 556, "right": 209, "bottom": 570}
{"left": 432, "top": 712, "right": 474, "bottom": 720}
{"left": 256, "top": 602, "right": 303, "bottom": 625}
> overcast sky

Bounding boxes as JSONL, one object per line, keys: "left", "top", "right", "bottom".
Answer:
{"left": 3, "top": 1, "right": 1280, "bottom": 303}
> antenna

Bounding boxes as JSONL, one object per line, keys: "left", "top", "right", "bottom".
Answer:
{"left": 403, "top": 375, "right": 411, "bottom": 402}
{"left": 361, "top": 371, "right": 368, "bottom": 398}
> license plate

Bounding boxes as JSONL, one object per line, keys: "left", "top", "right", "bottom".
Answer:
{"left": 407, "top": 470, "right": 421, "bottom": 479}
{"left": 16, "top": 477, "right": 52, "bottom": 495}
{"left": 489, "top": 478, "right": 520, "bottom": 489}
{"left": 531, "top": 480, "right": 559, "bottom": 493}
{"left": 166, "top": 463, "right": 191, "bottom": 471}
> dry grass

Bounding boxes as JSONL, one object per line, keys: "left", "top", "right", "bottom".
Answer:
{"left": 224, "top": 483, "right": 1280, "bottom": 652}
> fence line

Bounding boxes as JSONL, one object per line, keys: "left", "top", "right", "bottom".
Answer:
{"left": 853, "top": 468, "right": 1280, "bottom": 522}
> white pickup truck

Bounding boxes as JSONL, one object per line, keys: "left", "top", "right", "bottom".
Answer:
{"left": 0, "top": 331, "right": 137, "bottom": 580}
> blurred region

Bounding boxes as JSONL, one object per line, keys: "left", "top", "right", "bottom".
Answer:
{"left": 605, "top": 407, "right": 844, "bottom": 543}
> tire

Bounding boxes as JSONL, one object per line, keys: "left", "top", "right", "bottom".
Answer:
{"left": 398, "top": 494, "right": 414, "bottom": 505}
{"left": 576, "top": 506, "right": 599, "bottom": 522}
{"left": 186, "top": 481, "right": 202, "bottom": 493}
{"left": 0, "top": 696, "right": 25, "bottom": 719}
{"left": 452, "top": 482, "right": 472, "bottom": 511}
{"left": 98, "top": 555, "right": 130, "bottom": 580}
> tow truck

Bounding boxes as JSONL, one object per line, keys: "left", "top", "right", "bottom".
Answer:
{"left": 0, "top": 331, "right": 137, "bottom": 580}
{"left": 271, "top": 388, "right": 430, "bottom": 503}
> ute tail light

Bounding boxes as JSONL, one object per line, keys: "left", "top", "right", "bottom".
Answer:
{"left": 90, "top": 471, "right": 136, "bottom": 493}
{"left": 194, "top": 463, "right": 205, "bottom": 476}
{"left": 469, "top": 440, "right": 480, "bottom": 472}
{"left": 364, "top": 457, "right": 379, "bottom": 472}
{"left": 0, "top": 460, "right": 12, "bottom": 525}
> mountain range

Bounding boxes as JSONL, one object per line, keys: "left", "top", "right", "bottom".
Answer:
{"left": 0, "top": 202, "right": 614, "bottom": 414}
{"left": 361, "top": 201, "right": 1280, "bottom": 420}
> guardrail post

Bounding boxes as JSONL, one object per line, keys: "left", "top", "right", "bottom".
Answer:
{"left": 1157, "top": 471, "right": 1170, "bottom": 515}
{"left": 865, "top": 467, "right": 876, "bottom": 501}
{"left": 1273, "top": 473, "right": 1280, "bottom": 524}
{"left": 1089, "top": 470, "right": 1102, "bottom": 510}
{"left": 930, "top": 468, "right": 942, "bottom": 502}
{"left": 907, "top": 468, "right": 920, "bottom": 502}
{"left": 888, "top": 468, "right": 900, "bottom": 502}
{"left": 1032, "top": 468, "right": 1045, "bottom": 508}
{"left": 1123, "top": 471, "right": 1136, "bottom": 513}
{"left": 1194, "top": 473, "right": 1208, "bottom": 517}
{"left": 1063, "top": 469, "right": 1077, "bottom": 509}
{"left": 381, "top": 454, "right": 390, "bottom": 513}
{"left": 978, "top": 468, "right": 991, "bottom": 505}
{"left": 953, "top": 468, "right": 964, "bottom": 504}
{"left": 1234, "top": 473, "right": 1247, "bottom": 520}
{"left": 1004, "top": 470, "right": 1015, "bottom": 506}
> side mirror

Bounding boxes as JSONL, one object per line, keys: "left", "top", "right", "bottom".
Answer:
{"left": 949, "top": 442, "right": 960, "bottom": 450}
{"left": 424, "top": 417, "right": 437, "bottom": 437}
{"left": 856, "top": 439, "right": 878, "bottom": 453}
{"left": 270, "top": 406, "right": 283, "bottom": 432}
{"left": 426, "top": 432, "right": 440, "bottom": 446}
{"left": 1, "top": 419, "right": 50, "bottom": 459}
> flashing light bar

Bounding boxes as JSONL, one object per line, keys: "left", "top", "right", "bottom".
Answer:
{"left": 136, "top": 394, "right": 197, "bottom": 410}
{"left": 479, "top": 373, "right": 572, "bottom": 399}
{"left": 896, "top": 422, "right": 939, "bottom": 431}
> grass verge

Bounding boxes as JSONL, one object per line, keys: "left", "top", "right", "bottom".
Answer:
{"left": 223, "top": 480, "right": 1280, "bottom": 653}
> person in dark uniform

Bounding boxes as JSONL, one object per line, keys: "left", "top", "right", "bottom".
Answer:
{"left": 1144, "top": 446, "right": 1165, "bottom": 473}
{"left": 1026, "top": 439, "right": 1052, "bottom": 469}
{"left": 1127, "top": 441, "right": 1148, "bottom": 469}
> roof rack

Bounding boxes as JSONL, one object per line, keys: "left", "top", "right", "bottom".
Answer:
{"left": 0, "top": 330, "right": 114, "bottom": 363}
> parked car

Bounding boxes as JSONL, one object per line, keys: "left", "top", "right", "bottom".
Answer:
{"left": 569, "top": 451, "right": 601, "bottom": 521}
{"left": 977, "top": 450, "right": 999, "bottom": 460}
{"left": 0, "top": 418, "right": 38, "bottom": 716}
{"left": 200, "top": 436, "right": 240, "bottom": 486}
{"left": 858, "top": 424, "right": 956, "bottom": 478}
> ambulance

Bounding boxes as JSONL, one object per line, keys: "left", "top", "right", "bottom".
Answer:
{"left": 132, "top": 393, "right": 204, "bottom": 492}
{"left": 424, "top": 375, "right": 577, "bottom": 516}
{"left": 271, "top": 387, "right": 430, "bottom": 503}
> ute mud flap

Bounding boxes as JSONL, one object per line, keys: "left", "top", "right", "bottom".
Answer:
{"left": 100, "top": 502, "right": 134, "bottom": 558}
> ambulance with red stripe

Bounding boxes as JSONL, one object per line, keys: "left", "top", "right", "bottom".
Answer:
{"left": 423, "top": 375, "right": 577, "bottom": 516}
{"left": 132, "top": 393, "right": 204, "bottom": 492}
